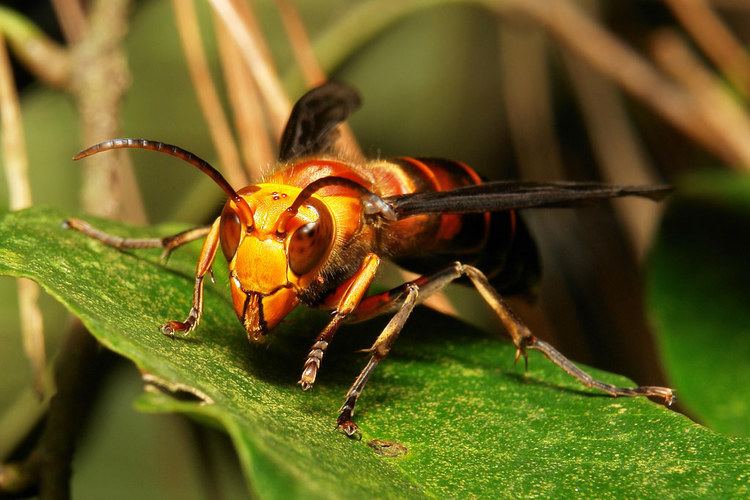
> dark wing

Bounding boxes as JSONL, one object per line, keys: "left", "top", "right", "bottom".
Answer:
{"left": 385, "top": 181, "right": 672, "bottom": 219}
{"left": 278, "top": 82, "right": 361, "bottom": 161}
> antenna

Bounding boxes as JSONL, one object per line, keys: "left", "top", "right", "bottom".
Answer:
{"left": 74, "top": 138, "right": 254, "bottom": 226}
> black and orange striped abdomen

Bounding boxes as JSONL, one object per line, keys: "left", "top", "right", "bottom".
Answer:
{"left": 370, "top": 157, "right": 540, "bottom": 295}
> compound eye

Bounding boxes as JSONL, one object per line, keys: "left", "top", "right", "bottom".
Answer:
{"left": 288, "top": 216, "right": 332, "bottom": 276}
{"left": 220, "top": 203, "right": 242, "bottom": 261}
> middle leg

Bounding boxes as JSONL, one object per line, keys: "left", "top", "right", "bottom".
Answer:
{"left": 337, "top": 284, "right": 419, "bottom": 436}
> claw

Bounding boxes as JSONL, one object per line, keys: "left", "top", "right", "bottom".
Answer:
{"left": 159, "top": 235, "right": 179, "bottom": 264}
{"left": 161, "top": 322, "right": 180, "bottom": 338}
{"left": 337, "top": 418, "right": 361, "bottom": 439}
{"left": 336, "top": 398, "right": 361, "bottom": 438}
{"left": 160, "top": 307, "right": 199, "bottom": 338}
{"left": 298, "top": 362, "right": 318, "bottom": 390}
{"left": 514, "top": 336, "right": 536, "bottom": 371}
{"left": 300, "top": 340, "right": 329, "bottom": 389}
{"left": 159, "top": 248, "right": 173, "bottom": 264}
{"left": 514, "top": 346, "right": 528, "bottom": 371}
{"left": 161, "top": 320, "right": 191, "bottom": 338}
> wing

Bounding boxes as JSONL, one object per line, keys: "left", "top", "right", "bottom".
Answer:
{"left": 384, "top": 181, "right": 673, "bottom": 219}
{"left": 278, "top": 82, "right": 361, "bottom": 162}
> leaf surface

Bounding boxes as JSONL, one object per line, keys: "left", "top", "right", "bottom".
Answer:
{"left": 1, "top": 207, "right": 748, "bottom": 498}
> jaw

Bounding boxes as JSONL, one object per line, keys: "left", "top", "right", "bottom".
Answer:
{"left": 230, "top": 280, "right": 299, "bottom": 342}
{"left": 241, "top": 292, "right": 266, "bottom": 341}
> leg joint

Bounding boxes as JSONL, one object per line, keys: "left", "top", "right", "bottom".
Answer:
{"left": 450, "top": 261, "right": 485, "bottom": 281}
{"left": 458, "top": 263, "right": 483, "bottom": 279}
{"left": 404, "top": 282, "right": 420, "bottom": 297}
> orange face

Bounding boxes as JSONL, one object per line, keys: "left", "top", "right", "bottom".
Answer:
{"left": 219, "top": 184, "right": 335, "bottom": 341}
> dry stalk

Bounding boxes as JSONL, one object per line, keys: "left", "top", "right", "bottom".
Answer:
{"left": 214, "top": 15, "right": 274, "bottom": 180}
{"left": 0, "top": 34, "right": 46, "bottom": 397}
{"left": 171, "top": 0, "right": 247, "bottom": 187}
{"left": 0, "top": 39, "right": 30, "bottom": 207}
{"left": 309, "top": 0, "right": 740, "bottom": 165}
{"left": 274, "top": 0, "right": 326, "bottom": 85}
{"left": 499, "top": 27, "right": 565, "bottom": 179}
{"left": 273, "top": 0, "right": 363, "bottom": 161}
{"left": 51, "top": 0, "right": 88, "bottom": 44}
{"left": 503, "top": 0, "right": 733, "bottom": 163}
{"left": 208, "top": 0, "right": 291, "bottom": 135}
{"left": 652, "top": 29, "right": 750, "bottom": 170}
{"left": 70, "top": 0, "right": 147, "bottom": 222}
{"left": 228, "top": 0, "right": 277, "bottom": 76}
{"left": 664, "top": 0, "right": 750, "bottom": 96}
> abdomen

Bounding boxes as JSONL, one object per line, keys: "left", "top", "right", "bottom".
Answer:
{"left": 370, "top": 157, "right": 540, "bottom": 294}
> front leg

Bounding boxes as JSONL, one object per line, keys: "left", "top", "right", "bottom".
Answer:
{"left": 298, "top": 253, "right": 380, "bottom": 389}
{"left": 161, "top": 217, "right": 221, "bottom": 337}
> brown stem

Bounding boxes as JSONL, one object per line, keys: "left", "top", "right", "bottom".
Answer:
{"left": 274, "top": 0, "right": 325, "bottom": 85}
{"left": 51, "top": 0, "right": 89, "bottom": 44}
{"left": 171, "top": 0, "right": 247, "bottom": 188}
{"left": 503, "top": 0, "right": 730, "bottom": 163}
{"left": 664, "top": 0, "right": 750, "bottom": 96}
{"left": 498, "top": 25, "right": 565, "bottom": 179}
{"left": 69, "top": 0, "right": 146, "bottom": 222}
{"left": 208, "top": 0, "right": 292, "bottom": 136}
{"left": 562, "top": 51, "right": 662, "bottom": 259}
{"left": 310, "top": 0, "right": 739, "bottom": 165}
{"left": 0, "top": 34, "right": 31, "bottom": 209}
{"left": 273, "top": 0, "right": 363, "bottom": 161}
{"left": 651, "top": 29, "right": 750, "bottom": 170}
{"left": 215, "top": 16, "right": 273, "bottom": 181}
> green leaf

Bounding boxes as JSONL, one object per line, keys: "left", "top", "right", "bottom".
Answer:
{"left": 1, "top": 207, "right": 749, "bottom": 498}
{"left": 648, "top": 170, "right": 750, "bottom": 437}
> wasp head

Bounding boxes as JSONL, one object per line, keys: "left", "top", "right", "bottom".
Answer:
{"left": 219, "top": 184, "right": 335, "bottom": 341}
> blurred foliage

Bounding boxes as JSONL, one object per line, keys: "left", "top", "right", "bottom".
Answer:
{"left": 648, "top": 170, "right": 750, "bottom": 437}
{"left": 72, "top": 359, "right": 246, "bottom": 500}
